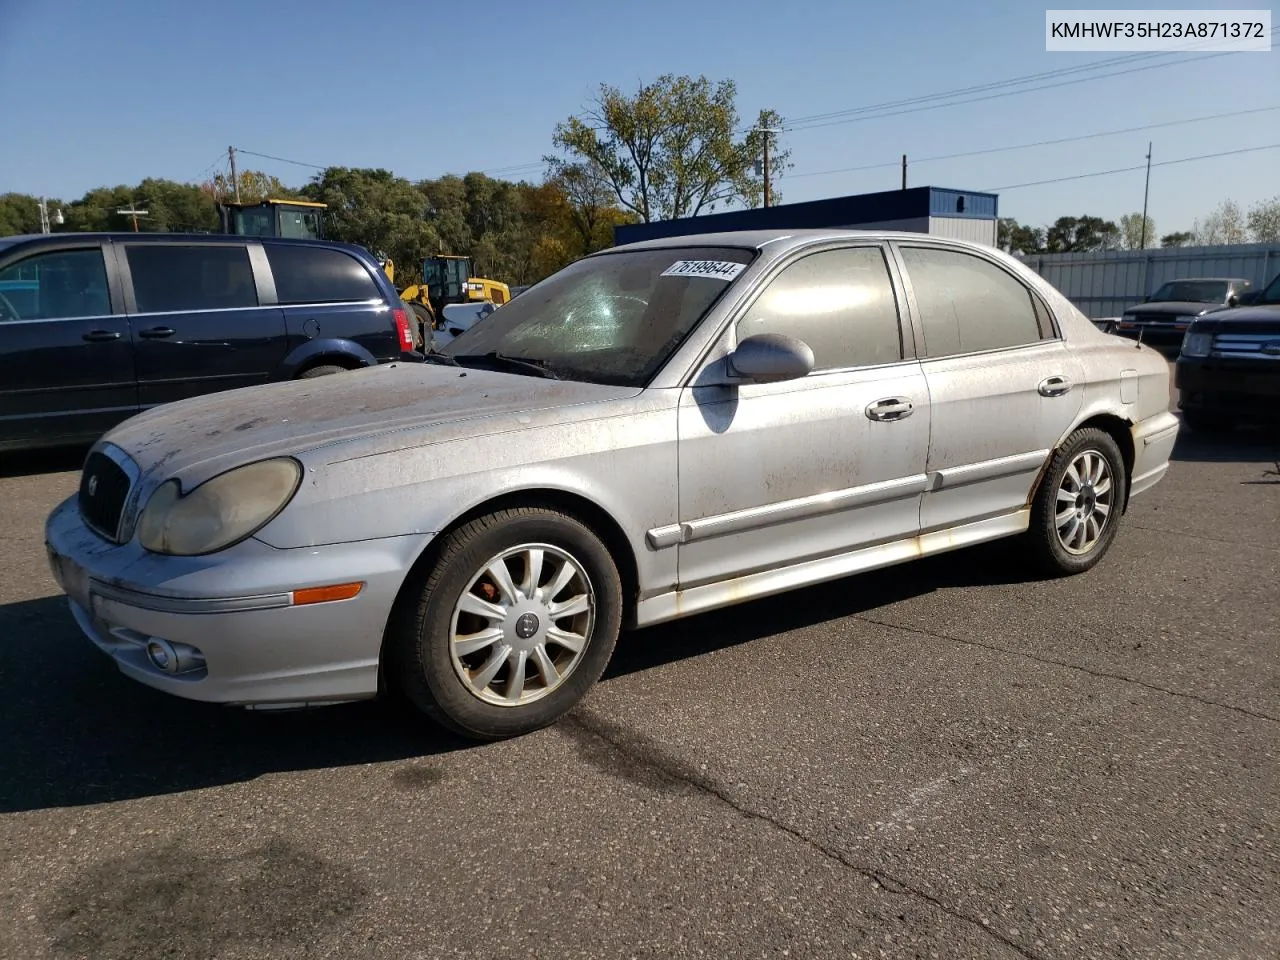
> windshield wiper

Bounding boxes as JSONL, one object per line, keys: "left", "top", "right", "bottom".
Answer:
{"left": 452, "top": 352, "right": 561, "bottom": 380}
{"left": 421, "top": 352, "right": 461, "bottom": 367}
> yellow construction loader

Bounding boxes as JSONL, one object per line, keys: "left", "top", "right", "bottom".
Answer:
{"left": 398, "top": 255, "right": 511, "bottom": 347}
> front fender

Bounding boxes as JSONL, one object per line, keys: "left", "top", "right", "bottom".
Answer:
{"left": 277, "top": 339, "right": 378, "bottom": 379}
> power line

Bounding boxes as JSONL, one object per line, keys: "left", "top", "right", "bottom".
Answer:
{"left": 984, "top": 142, "right": 1280, "bottom": 192}
{"left": 233, "top": 148, "right": 327, "bottom": 170}
{"left": 788, "top": 104, "right": 1280, "bottom": 179}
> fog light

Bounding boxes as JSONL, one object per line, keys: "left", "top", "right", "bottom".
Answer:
{"left": 145, "top": 638, "right": 206, "bottom": 675}
{"left": 147, "top": 639, "right": 177, "bottom": 674}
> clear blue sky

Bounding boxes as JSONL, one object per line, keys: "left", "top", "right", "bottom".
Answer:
{"left": 1, "top": 0, "right": 1276, "bottom": 234}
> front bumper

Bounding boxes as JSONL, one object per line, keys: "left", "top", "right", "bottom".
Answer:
{"left": 1113, "top": 321, "right": 1191, "bottom": 348}
{"left": 1176, "top": 358, "right": 1280, "bottom": 423}
{"left": 44, "top": 495, "right": 431, "bottom": 706}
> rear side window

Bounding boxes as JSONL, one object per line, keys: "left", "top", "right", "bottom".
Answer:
{"left": 126, "top": 245, "right": 258, "bottom": 313}
{"left": 736, "top": 246, "right": 904, "bottom": 370}
{"left": 899, "top": 247, "right": 1045, "bottom": 357}
{"left": 0, "top": 248, "right": 110, "bottom": 320}
{"left": 265, "top": 245, "right": 380, "bottom": 304}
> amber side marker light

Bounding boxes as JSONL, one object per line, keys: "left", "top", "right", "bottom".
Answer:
{"left": 291, "top": 582, "right": 365, "bottom": 606}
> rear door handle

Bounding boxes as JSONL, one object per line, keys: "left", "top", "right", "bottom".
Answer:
{"left": 82, "top": 330, "right": 121, "bottom": 342}
{"left": 865, "top": 397, "right": 914, "bottom": 421}
{"left": 1038, "top": 375, "right": 1072, "bottom": 397}
{"left": 139, "top": 326, "right": 175, "bottom": 339}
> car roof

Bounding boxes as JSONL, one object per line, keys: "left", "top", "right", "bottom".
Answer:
{"left": 0, "top": 232, "right": 372, "bottom": 255}
{"left": 605, "top": 227, "right": 953, "bottom": 255}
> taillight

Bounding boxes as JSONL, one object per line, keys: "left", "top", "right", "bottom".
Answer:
{"left": 393, "top": 307, "right": 414, "bottom": 351}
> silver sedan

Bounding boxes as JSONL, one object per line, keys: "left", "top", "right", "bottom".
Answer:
{"left": 45, "top": 230, "right": 1180, "bottom": 740}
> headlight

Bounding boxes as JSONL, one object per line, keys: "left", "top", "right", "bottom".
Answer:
{"left": 1180, "top": 331, "right": 1212, "bottom": 358}
{"left": 138, "top": 459, "right": 302, "bottom": 556}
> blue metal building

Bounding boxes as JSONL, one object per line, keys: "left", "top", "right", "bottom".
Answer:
{"left": 613, "top": 186, "right": 999, "bottom": 247}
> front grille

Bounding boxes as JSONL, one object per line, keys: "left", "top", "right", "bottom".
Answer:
{"left": 1212, "top": 332, "right": 1280, "bottom": 360}
{"left": 79, "top": 451, "right": 133, "bottom": 541}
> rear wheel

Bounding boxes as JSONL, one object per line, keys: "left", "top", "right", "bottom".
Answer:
{"left": 298, "top": 363, "right": 346, "bottom": 379}
{"left": 387, "top": 507, "right": 622, "bottom": 740}
{"left": 1026, "top": 427, "right": 1127, "bottom": 576}
{"left": 407, "top": 302, "right": 434, "bottom": 351}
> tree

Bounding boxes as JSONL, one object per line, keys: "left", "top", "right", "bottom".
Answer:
{"left": 303, "top": 167, "right": 439, "bottom": 274}
{"left": 200, "top": 169, "right": 299, "bottom": 205}
{"left": 1119, "top": 212, "right": 1156, "bottom": 250}
{"left": 997, "top": 218, "right": 1045, "bottom": 253}
{"left": 0, "top": 193, "right": 45, "bottom": 236}
{"left": 1246, "top": 195, "right": 1280, "bottom": 242}
{"left": 547, "top": 74, "right": 788, "bottom": 222}
{"left": 1044, "top": 215, "right": 1120, "bottom": 252}
{"left": 1193, "top": 199, "right": 1247, "bottom": 245}
{"left": 1159, "top": 231, "right": 1194, "bottom": 248}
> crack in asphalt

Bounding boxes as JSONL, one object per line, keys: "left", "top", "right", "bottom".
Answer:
{"left": 1128, "top": 523, "right": 1280, "bottom": 553}
{"left": 565, "top": 711, "right": 1040, "bottom": 960}
{"left": 855, "top": 615, "right": 1279, "bottom": 724}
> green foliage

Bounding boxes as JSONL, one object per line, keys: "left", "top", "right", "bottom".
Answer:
{"left": 1245, "top": 195, "right": 1280, "bottom": 242}
{"left": 548, "top": 74, "right": 789, "bottom": 222}
{"left": 997, "top": 218, "right": 1046, "bottom": 253}
{"left": 301, "top": 167, "right": 439, "bottom": 274}
{"left": 1159, "top": 231, "right": 1194, "bottom": 248}
{"left": 0, "top": 193, "right": 46, "bottom": 235}
{"left": 1118, "top": 212, "right": 1156, "bottom": 250}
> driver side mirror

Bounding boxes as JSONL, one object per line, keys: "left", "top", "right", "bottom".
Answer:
{"left": 725, "top": 333, "right": 814, "bottom": 383}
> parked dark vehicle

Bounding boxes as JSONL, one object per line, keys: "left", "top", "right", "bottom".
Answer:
{"left": 1113, "top": 277, "right": 1252, "bottom": 348}
{"left": 1175, "top": 271, "right": 1280, "bottom": 432}
{"left": 0, "top": 233, "right": 420, "bottom": 452}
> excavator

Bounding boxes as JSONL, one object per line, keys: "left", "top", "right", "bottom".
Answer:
{"left": 217, "top": 198, "right": 510, "bottom": 347}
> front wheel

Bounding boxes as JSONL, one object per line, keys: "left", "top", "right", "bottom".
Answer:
{"left": 387, "top": 507, "right": 623, "bottom": 740}
{"left": 1026, "top": 427, "right": 1128, "bottom": 576}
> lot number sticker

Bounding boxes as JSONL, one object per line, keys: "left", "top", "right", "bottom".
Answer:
{"left": 660, "top": 260, "right": 747, "bottom": 282}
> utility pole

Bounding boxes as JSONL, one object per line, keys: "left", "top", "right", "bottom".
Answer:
{"left": 753, "top": 126, "right": 782, "bottom": 208}
{"left": 1139, "top": 141, "right": 1152, "bottom": 249}
{"left": 228, "top": 145, "right": 241, "bottom": 203}
{"left": 38, "top": 197, "right": 50, "bottom": 234}
{"left": 116, "top": 205, "right": 149, "bottom": 231}
{"left": 901, "top": 154, "right": 907, "bottom": 190}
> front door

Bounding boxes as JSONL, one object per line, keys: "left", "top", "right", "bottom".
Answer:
{"left": 120, "top": 242, "right": 288, "bottom": 407}
{"left": 0, "top": 244, "right": 137, "bottom": 447}
{"left": 893, "top": 243, "right": 1085, "bottom": 532}
{"left": 676, "top": 244, "right": 930, "bottom": 589}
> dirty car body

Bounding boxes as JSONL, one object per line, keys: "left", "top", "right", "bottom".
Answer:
{"left": 45, "top": 230, "right": 1179, "bottom": 739}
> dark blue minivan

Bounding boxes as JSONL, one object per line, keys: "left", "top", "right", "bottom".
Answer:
{"left": 0, "top": 233, "right": 420, "bottom": 452}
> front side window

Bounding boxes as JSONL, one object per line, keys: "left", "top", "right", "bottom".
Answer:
{"left": 735, "top": 246, "right": 904, "bottom": 371}
{"left": 0, "top": 248, "right": 110, "bottom": 321}
{"left": 265, "top": 245, "right": 380, "bottom": 304}
{"left": 443, "top": 246, "right": 756, "bottom": 387}
{"left": 126, "top": 245, "right": 258, "bottom": 313}
{"left": 899, "top": 247, "right": 1045, "bottom": 357}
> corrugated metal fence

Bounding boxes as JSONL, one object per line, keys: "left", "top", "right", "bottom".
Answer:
{"left": 1015, "top": 242, "right": 1280, "bottom": 318}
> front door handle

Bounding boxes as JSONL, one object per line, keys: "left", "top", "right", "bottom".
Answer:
{"left": 82, "top": 329, "right": 121, "bottom": 342}
{"left": 865, "top": 397, "right": 914, "bottom": 421}
{"left": 139, "top": 326, "right": 176, "bottom": 339}
{"left": 1038, "top": 375, "right": 1072, "bottom": 397}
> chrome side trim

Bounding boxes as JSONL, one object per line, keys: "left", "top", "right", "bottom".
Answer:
{"left": 91, "top": 580, "right": 293, "bottom": 615}
{"left": 635, "top": 510, "right": 1031, "bottom": 627}
{"left": 644, "top": 474, "right": 929, "bottom": 550}
{"left": 930, "top": 450, "right": 1049, "bottom": 490}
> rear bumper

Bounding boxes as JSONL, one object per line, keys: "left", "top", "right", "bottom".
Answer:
{"left": 1128, "top": 411, "right": 1180, "bottom": 500}
{"left": 1175, "top": 358, "right": 1280, "bottom": 422}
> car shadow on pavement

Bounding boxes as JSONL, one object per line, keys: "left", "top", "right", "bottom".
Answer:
{"left": 3, "top": 540, "right": 1040, "bottom": 814}
{"left": 0, "top": 445, "right": 90, "bottom": 479}
{"left": 1170, "top": 425, "right": 1280, "bottom": 465}
{"left": 0, "top": 596, "right": 466, "bottom": 814}
{"left": 605, "top": 539, "right": 1040, "bottom": 682}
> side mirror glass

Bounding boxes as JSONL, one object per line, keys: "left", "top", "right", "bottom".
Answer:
{"left": 727, "top": 332, "right": 814, "bottom": 383}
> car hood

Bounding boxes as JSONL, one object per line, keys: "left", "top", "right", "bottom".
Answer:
{"left": 100, "top": 362, "right": 643, "bottom": 489}
{"left": 1191, "top": 303, "right": 1280, "bottom": 332}
{"left": 1124, "top": 300, "right": 1223, "bottom": 317}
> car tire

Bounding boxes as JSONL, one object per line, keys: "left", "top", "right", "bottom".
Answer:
{"left": 388, "top": 507, "right": 623, "bottom": 741}
{"left": 1181, "top": 411, "right": 1233, "bottom": 435}
{"left": 1026, "top": 427, "right": 1128, "bottom": 576}
{"left": 407, "top": 302, "right": 434, "bottom": 351}
{"left": 298, "top": 364, "right": 347, "bottom": 379}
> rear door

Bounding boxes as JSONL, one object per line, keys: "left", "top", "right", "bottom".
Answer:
{"left": 119, "top": 241, "right": 288, "bottom": 407}
{"left": 892, "top": 242, "right": 1084, "bottom": 532}
{"left": 0, "top": 242, "right": 137, "bottom": 447}
{"left": 262, "top": 244, "right": 398, "bottom": 360}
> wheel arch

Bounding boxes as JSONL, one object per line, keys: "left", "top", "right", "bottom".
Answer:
{"left": 378, "top": 486, "right": 642, "bottom": 689}
{"left": 1029, "top": 411, "right": 1137, "bottom": 513}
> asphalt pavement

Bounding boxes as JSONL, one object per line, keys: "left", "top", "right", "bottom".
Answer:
{"left": 1, "top": 370, "right": 1276, "bottom": 960}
